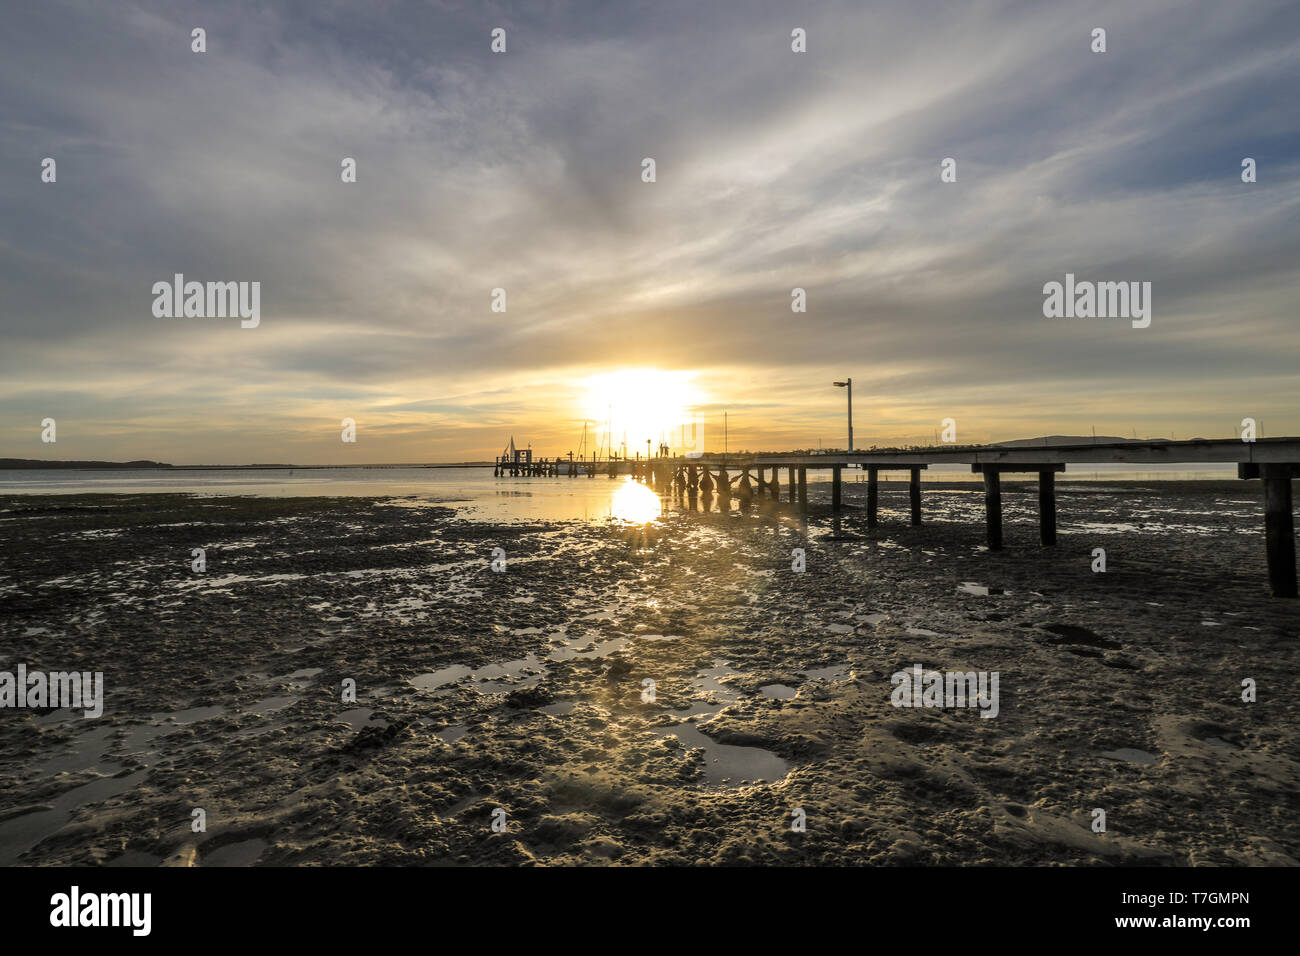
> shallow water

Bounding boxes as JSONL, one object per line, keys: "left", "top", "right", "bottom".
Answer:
{"left": 410, "top": 630, "right": 632, "bottom": 698}
{"left": 0, "top": 770, "right": 149, "bottom": 866}
{"left": 435, "top": 725, "right": 469, "bottom": 743}
{"left": 202, "top": 838, "right": 268, "bottom": 867}
{"left": 334, "top": 708, "right": 382, "bottom": 731}
{"left": 652, "top": 721, "right": 790, "bottom": 788}
{"left": 1100, "top": 748, "right": 1160, "bottom": 766}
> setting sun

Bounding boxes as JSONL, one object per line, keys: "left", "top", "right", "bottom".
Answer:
{"left": 581, "top": 369, "right": 704, "bottom": 456}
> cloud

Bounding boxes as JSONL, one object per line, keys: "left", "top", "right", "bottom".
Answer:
{"left": 1, "top": 0, "right": 1297, "bottom": 462}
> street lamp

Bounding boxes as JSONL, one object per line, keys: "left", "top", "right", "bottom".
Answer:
{"left": 833, "top": 379, "right": 853, "bottom": 451}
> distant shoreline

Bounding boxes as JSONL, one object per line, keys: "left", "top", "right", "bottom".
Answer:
{"left": 0, "top": 459, "right": 494, "bottom": 470}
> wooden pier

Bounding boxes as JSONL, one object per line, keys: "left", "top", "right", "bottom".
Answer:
{"left": 497, "top": 437, "right": 1300, "bottom": 598}
{"left": 493, "top": 453, "right": 629, "bottom": 478}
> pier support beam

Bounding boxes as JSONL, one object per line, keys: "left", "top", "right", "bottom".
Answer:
{"left": 756, "top": 466, "right": 766, "bottom": 494}
{"left": 789, "top": 467, "right": 798, "bottom": 503}
{"left": 866, "top": 468, "right": 879, "bottom": 528}
{"left": 832, "top": 465, "right": 842, "bottom": 512}
{"left": 982, "top": 470, "right": 1002, "bottom": 551}
{"left": 1038, "top": 470, "right": 1057, "bottom": 546}
{"left": 1240, "top": 463, "right": 1298, "bottom": 598}
{"left": 909, "top": 467, "right": 922, "bottom": 526}
{"left": 797, "top": 468, "right": 807, "bottom": 509}
{"left": 769, "top": 468, "right": 779, "bottom": 498}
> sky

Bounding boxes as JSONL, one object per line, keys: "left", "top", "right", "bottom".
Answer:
{"left": 2, "top": 0, "right": 1297, "bottom": 465}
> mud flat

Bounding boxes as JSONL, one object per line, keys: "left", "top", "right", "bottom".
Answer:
{"left": 0, "top": 484, "right": 1297, "bottom": 866}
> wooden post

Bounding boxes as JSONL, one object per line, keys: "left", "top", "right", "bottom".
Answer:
{"left": 769, "top": 467, "right": 779, "bottom": 498}
{"left": 1263, "top": 467, "right": 1296, "bottom": 598}
{"left": 866, "top": 468, "right": 879, "bottom": 528}
{"left": 756, "top": 466, "right": 766, "bottom": 494}
{"left": 1039, "top": 470, "right": 1057, "bottom": 546}
{"left": 789, "top": 467, "right": 798, "bottom": 503}
{"left": 909, "top": 467, "right": 922, "bottom": 525}
{"left": 983, "top": 469, "right": 1003, "bottom": 551}
{"left": 797, "top": 467, "right": 808, "bottom": 509}
{"left": 832, "top": 464, "right": 842, "bottom": 512}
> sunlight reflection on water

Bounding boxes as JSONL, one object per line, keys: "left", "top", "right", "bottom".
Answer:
{"left": 608, "top": 478, "right": 664, "bottom": 523}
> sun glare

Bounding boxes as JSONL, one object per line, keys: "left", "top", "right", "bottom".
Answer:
{"left": 582, "top": 369, "right": 702, "bottom": 456}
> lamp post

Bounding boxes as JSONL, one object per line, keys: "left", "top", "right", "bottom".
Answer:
{"left": 833, "top": 379, "right": 853, "bottom": 451}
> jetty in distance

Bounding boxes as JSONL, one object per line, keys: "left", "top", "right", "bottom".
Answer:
{"left": 498, "top": 436, "right": 1300, "bottom": 599}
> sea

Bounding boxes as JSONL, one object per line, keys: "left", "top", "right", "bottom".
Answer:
{"left": 0, "top": 463, "right": 1240, "bottom": 524}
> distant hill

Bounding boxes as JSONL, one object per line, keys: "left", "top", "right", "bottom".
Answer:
{"left": 990, "top": 435, "right": 1200, "bottom": 447}
{"left": 0, "top": 459, "right": 174, "bottom": 469}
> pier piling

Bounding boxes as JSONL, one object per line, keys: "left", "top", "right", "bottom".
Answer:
{"left": 972, "top": 464, "right": 1063, "bottom": 551}
{"left": 866, "top": 468, "right": 879, "bottom": 528}
{"left": 1241, "top": 463, "right": 1298, "bottom": 598}
{"left": 1263, "top": 471, "right": 1297, "bottom": 598}
{"left": 909, "top": 467, "right": 922, "bottom": 525}
{"left": 982, "top": 470, "right": 1003, "bottom": 551}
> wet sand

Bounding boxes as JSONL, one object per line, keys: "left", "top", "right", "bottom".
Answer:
{"left": 1, "top": 482, "right": 1297, "bottom": 866}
